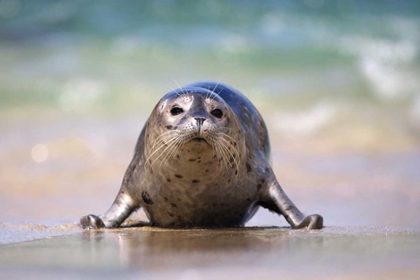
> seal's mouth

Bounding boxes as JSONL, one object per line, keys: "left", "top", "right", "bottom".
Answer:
{"left": 190, "top": 137, "right": 207, "bottom": 143}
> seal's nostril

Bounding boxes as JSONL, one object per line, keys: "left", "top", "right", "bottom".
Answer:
{"left": 194, "top": 118, "right": 206, "bottom": 126}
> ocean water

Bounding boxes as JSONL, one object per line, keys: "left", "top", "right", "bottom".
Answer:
{"left": 1, "top": 0, "right": 419, "bottom": 106}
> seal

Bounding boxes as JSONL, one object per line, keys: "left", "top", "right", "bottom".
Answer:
{"left": 80, "top": 82, "right": 323, "bottom": 230}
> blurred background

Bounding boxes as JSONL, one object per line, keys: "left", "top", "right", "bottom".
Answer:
{"left": 0, "top": 0, "right": 419, "bottom": 228}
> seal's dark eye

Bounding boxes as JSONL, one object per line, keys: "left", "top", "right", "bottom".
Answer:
{"left": 211, "top": 109, "right": 223, "bottom": 119}
{"left": 170, "top": 107, "right": 184, "bottom": 116}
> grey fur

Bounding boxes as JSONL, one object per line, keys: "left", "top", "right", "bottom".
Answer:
{"left": 80, "top": 82, "right": 323, "bottom": 230}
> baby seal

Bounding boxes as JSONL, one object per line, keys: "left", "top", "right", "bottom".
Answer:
{"left": 81, "top": 82, "right": 323, "bottom": 230}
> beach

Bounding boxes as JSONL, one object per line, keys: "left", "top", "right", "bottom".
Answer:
{"left": 1, "top": 1, "right": 419, "bottom": 278}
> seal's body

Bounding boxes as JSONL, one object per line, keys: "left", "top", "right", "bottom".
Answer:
{"left": 81, "top": 82, "right": 323, "bottom": 229}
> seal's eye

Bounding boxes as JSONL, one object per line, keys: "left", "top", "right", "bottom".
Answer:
{"left": 170, "top": 107, "right": 184, "bottom": 116}
{"left": 211, "top": 109, "right": 223, "bottom": 119}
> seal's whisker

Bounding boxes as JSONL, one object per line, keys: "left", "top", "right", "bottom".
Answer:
{"left": 171, "top": 137, "right": 185, "bottom": 161}
{"left": 212, "top": 141, "right": 222, "bottom": 173}
{"left": 218, "top": 134, "right": 240, "bottom": 158}
{"left": 146, "top": 136, "right": 179, "bottom": 166}
{"left": 210, "top": 81, "right": 220, "bottom": 101}
{"left": 218, "top": 140, "right": 233, "bottom": 172}
{"left": 205, "top": 89, "right": 210, "bottom": 100}
{"left": 212, "top": 81, "right": 220, "bottom": 93}
{"left": 216, "top": 140, "right": 233, "bottom": 168}
{"left": 217, "top": 136, "right": 240, "bottom": 175}
{"left": 166, "top": 135, "right": 186, "bottom": 163}
{"left": 150, "top": 129, "right": 196, "bottom": 169}
{"left": 218, "top": 131, "right": 238, "bottom": 144}
{"left": 147, "top": 141, "right": 177, "bottom": 169}
{"left": 218, "top": 144, "right": 230, "bottom": 172}
{"left": 148, "top": 135, "right": 175, "bottom": 151}
{"left": 150, "top": 130, "right": 180, "bottom": 143}
{"left": 218, "top": 139, "right": 239, "bottom": 172}
{"left": 209, "top": 91, "right": 218, "bottom": 102}
{"left": 149, "top": 130, "right": 177, "bottom": 144}
{"left": 218, "top": 135, "right": 241, "bottom": 160}
{"left": 158, "top": 137, "right": 184, "bottom": 170}
{"left": 212, "top": 142, "right": 226, "bottom": 177}
{"left": 157, "top": 137, "right": 178, "bottom": 165}
{"left": 171, "top": 87, "right": 182, "bottom": 97}
{"left": 150, "top": 138, "right": 180, "bottom": 168}
{"left": 209, "top": 138, "right": 219, "bottom": 163}
{"left": 219, "top": 144, "right": 240, "bottom": 183}
{"left": 215, "top": 89, "right": 224, "bottom": 99}
{"left": 171, "top": 78, "right": 186, "bottom": 96}
{"left": 146, "top": 133, "right": 179, "bottom": 154}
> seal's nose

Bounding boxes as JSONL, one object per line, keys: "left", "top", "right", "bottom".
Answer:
{"left": 194, "top": 118, "right": 206, "bottom": 126}
{"left": 195, "top": 117, "right": 206, "bottom": 137}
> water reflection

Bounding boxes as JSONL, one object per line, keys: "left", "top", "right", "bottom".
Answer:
{"left": 114, "top": 228, "right": 290, "bottom": 269}
{"left": 0, "top": 226, "right": 419, "bottom": 279}
{"left": 71, "top": 226, "right": 420, "bottom": 276}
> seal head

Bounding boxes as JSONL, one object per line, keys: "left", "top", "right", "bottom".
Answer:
{"left": 145, "top": 89, "right": 243, "bottom": 179}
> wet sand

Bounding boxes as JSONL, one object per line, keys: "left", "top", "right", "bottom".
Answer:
{"left": 1, "top": 226, "right": 419, "bottom": 279}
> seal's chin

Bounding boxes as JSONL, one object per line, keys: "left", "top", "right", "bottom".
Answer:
{"left": 183, "top": 137, "right": 212, "bottom": 153}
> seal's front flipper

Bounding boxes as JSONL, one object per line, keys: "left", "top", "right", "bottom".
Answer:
{"left": 293, "top": 213, "right": 323, "bottom": 229}
{"left": 80, "top": 214, "right": 105, "bottom": 229}
{"left": 80, "top": 191, "right": 138, "bottom": 229}
{"left": 259, "top": 177, "right": 323, "bottom": 230}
